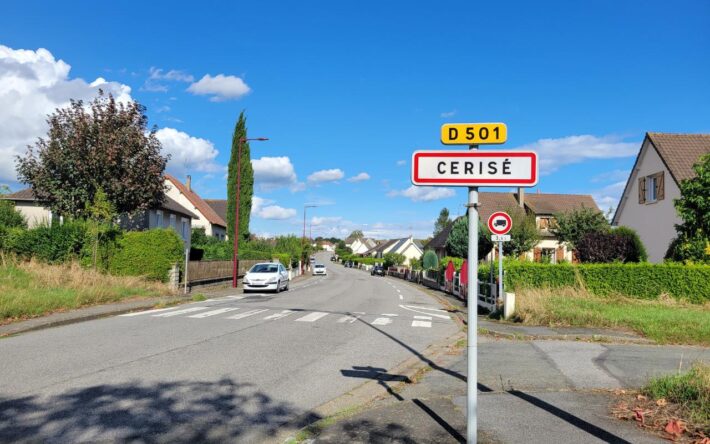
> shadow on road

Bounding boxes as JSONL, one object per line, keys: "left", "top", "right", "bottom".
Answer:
{"left": 0, "top": 378, "right": 320, "bottom": 443}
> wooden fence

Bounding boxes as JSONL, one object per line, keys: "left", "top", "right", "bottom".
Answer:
{"left": 187, "top": 259, "right": 263, "bottom": 284}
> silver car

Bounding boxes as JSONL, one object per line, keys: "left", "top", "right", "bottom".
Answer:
{"left": 243, "top": 263, "right": 290, "bottom": 293}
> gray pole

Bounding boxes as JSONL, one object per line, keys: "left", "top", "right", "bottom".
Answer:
{"left": 498, "top": 241, "right": 503, "bottom": 303}
{"left": 184, "top": 247, "right": 189, "bottom": 295}
{"left": 467, "top": 144, "right": 479, "bottom": 443}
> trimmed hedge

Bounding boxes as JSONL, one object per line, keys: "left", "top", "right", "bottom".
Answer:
{"left": 4, "top": 222, "right": 88, "bottom": 264}
{"left": 476, "top": 261, "right": 709, "bottom": 304}
{"left": 109, "top": 229, "right": 184, "bottom": 282}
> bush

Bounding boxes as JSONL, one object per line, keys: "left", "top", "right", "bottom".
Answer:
{"left": 576, "top": 230, "right": 641, "bottom": 263}
{"left": 109, "top": 229, "right": 184, "bottom": 281}
{"left": 495, "top": 261, "right": 710, "bottom": 303}
{"left": 5, "top": 221, "right": 88, "bottom": 263}
{"left": 238, "top": 250, "right": 273, "bottom": 260}
{"left": 666, "top": 234, "right": 710, "bottom": 264}
{"left": 614, "top": 226, "right": 647, "bottom": 262}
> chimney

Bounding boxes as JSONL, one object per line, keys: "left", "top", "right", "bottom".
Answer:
{"left": 516, "top": 187, "right": 525, "bottom": 208}
{"left": 186, "top": 175, "right": 191, "bottom": 192}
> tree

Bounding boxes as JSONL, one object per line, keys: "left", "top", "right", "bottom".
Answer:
{"left": 16, "top": 91, "right": 167, "bottom": 218}
{"left": 576, "top": 229, "right": 645, "bottom": 263}
{"left": 383, "top": 252, "right": 406, "bottom": 268}
{"left": 226, "top": 111, "right": 254, "bottom": 244}
{"left": 666, "top": 153, "right": 710, "bottom": 262}
{"left": 445, "top": 215, "right": 493, "bottom": 260}
{"left": 551, "top": 207, "right": 609, "bottom": 249}
{"left": 434, "top": 207, "right": 451, "bottom": 236}
{"left": 422, "top": 250, "right": 439, "bottom": 269}
{"left": 347, "top": 230, "right": 364, "bottom": 239}
{"left": 504, "top": 210, "right": 541, "bottom": 258}
{"left": 85, "top": 187, "right": 116, "bottom": 268}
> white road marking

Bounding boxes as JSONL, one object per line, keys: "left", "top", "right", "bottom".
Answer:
{"left": 119, "top": 307, "right": 180, "bottom": 317}
{"left": 372, "top": 317, "right": 392, "bottom": 326}
{"left": 399, "top": 295, "right": 403, "bottom": 300}
{"left": 396, "top": 289, "right": 401, "bottom": 293}
{"left": 188, "top": 307, "right": 240, "bottom": 318}
{"left": 381, "top": 313, "right": 399, "bottom": 317}
{"left": 412, "top": 320, "right": 432, "bottom": 328}
{"left": 295, "top": 312, "right": 329, "bottom": 322}
{"left": 264, "top": 310, "right": 296, "bottom": 320}
{"left": 403, "top": 304, "right": 448, "bottom": 313}
{"left": 399, "top": 305, "right": 450, "bottom": 320}
{"left": 414, "top": 315, "right": 432, "bottom": 320}
{"left": 226, "top": 309, "right": 268, "bottom": 320}
{"left": 205, "top": 295, "right": 245, "bottom": 302}
{"left": 152, "top": 307, "right": 208, "bottom": 317}
{"left": 337, "top": 315, "right": 361, "bottom": 323}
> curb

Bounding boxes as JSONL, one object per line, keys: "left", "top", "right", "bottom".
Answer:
{"left": 477, "top": 328, "right": 656, "bottom": 345}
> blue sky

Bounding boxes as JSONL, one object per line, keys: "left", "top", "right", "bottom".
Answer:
{"left": 1, "top": 1, "right": 709, "bottom": 239}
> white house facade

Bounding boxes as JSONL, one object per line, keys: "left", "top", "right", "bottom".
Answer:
{"left": 164, "top": 174, "right": 227, "bottom": 239}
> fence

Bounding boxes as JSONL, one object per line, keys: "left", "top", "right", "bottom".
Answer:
{"left": 187, "top": 259, "right": 263, "bottom": 284}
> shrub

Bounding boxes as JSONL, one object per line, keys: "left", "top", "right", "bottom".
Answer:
{"left": 109, "top": 229, "right": 184, "bottom": 281}
{"left": 5, "top": 221, "right": 88, "bottom": 263}
{"left": 422, "top": 250, "right": 438, "bottom": 270}
{"left": 613, "top": 226, "right": 648, "bottom": 262}
{"left": 576, "top": 230, "right": 640, "bottom": 263}
{"left": 238, "top": 250, "right": 273, "bottom": 260}
{"left": 383, "top": 252, "right": 406, "bottom": 268}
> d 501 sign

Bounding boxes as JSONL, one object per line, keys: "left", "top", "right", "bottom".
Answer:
{"left": 411, "top": 151, "right": 538, "bottom": 187}
{"left": 441, "top": 123, "right": 507, "bottom": 145}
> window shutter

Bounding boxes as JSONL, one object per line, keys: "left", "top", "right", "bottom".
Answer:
{"left": 656, "top": 172, "right": 665, "bottom": 201}
{"left": 638, "top": 177, "right": 646, "bottom": 204}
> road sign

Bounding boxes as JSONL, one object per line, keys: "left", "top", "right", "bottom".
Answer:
{"left": 488, "top": 211, "right": 512, "bottom": 235}
{"left": 491, "top": 234, "right": 511, "bottom": 242}
{"left": 411, "top": 151, "right": 537, "bottom": 187}
{"left": 441, "top": 123, "right": 507, "bottom": 145}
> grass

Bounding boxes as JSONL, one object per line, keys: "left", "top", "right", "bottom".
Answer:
{"left": 0, "top": 258, "right": 172, "bottom": 323}
{"left": 513, "top": 287, "right": 710, "bottom": 345}
{"left": 286, "top": 405, "right": 364, "bottom": 443}
{"left": 644, "top": 362, "right": 710, "bottom": 430}
{"left": 191, "top": 293, "right": 206, "bottom": 302}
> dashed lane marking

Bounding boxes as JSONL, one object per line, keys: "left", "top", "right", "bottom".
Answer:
{"left": 399, "top": 295, "right": 403, "bottom": 300}
{"left": 381, "top": 313, "right": 399, "bottom": 317}
{"left": 372, "top": 317, "right": 392, "bottom": 326}
{"left": 226, "top": 309, "right": 268, "bottom": 320}
{"left": 188, "top": 307, "right": 241, "bottom": 318}
{"left": 263, "top": 310, "right": 296, "bottom": 320}
{"left": 152, "top": 307, "right": 207, "bottom": 317}
{"left": 295, "top": 312, "right": 329, "bottom": 322}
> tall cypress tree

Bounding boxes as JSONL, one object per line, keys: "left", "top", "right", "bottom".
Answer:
{"left": 226, "top": 111, "right": 253, "bottom": 245}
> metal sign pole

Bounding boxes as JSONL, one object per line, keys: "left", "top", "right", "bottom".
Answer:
{"left": 498, "top": 240, "right": 503, "bottom": 303}
{"left": 467, "top": 144, "right": 479, "bottom": 444}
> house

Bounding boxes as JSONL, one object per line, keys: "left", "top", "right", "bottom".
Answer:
{"left": 1, "top": 188, "right": 197, "bottom": 248}
{"left": 345, "top": 236, "right": 377, "bottom": 254}
{"left": 362, "top": 236, "right": 424, "bottom": 266}
{"left": 425, "top": 190, "right": 599, "bottom": 263}
{"left": 319, "top": 241, "right": 335, "bottom": 252}
{"left": 612, "top": 133, "right": 710, "bottom": 263}
{"left": 164, "top": 174, "right": 227, "bottom": 240}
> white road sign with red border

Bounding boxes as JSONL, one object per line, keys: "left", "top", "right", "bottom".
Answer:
{"left": 411, "top": 150, "right": 538, "bottom": 187}
{"left": 488, "top": 211, "right": 512, "bottom": 235}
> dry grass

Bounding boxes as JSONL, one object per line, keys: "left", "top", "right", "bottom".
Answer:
{"left": 0, "top": 257, "right": 173, "bottom": 323}
{"left": 512, "top": 287, "right": 710, "bottom": 345}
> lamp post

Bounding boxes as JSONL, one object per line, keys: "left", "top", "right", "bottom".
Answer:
{"left": 233, "top": 136, "right": 269, "bottom": 288}
{"left": 302, "top": 204, "right": 317, "bottom": 272}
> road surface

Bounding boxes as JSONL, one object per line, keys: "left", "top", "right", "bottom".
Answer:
{"left": 0, "top": 253, "right": 458, "bottom": 443}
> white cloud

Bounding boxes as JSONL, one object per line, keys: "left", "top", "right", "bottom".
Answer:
{"left": 251, "top": 196, "right": 297, "bottom": 220}
{"left": 440, "top": 110, "right": 457, "bottom": 118}
{"left": 396, "top": 160, "right": 407, "bottom": 166}
{"left": 149, "top": 67, "right": 193, "bottom": 82}
{"left": 0, "top": 45, "right": 132, "bottom": 182}
{"left": 388, "top": 185, "right": 456, "bottom": 202}
{"left": 590, "top": 169, "right": 630, "bottom": 183}
{"left": 252, "top": 156, "right": 301, "bottom": 191}
{"left": 347, "top": 172, "right": 370, "bottom": 182}
{"left": 187, "top": 74, "right": 251, "bottom": 101}
{"left": 306, "top": 216, "right": 435, "bottom": 240}
{"left": 591, "top": 180, "right": 627, "bottom": 216}
{"left": 311, "top": 216, "right": 344, "bottom": 226}
{"left": 307, "top": 168, "right": 345, "bottom": 183}
{"left": 510, "top": 134, "right": 639, "bottom": 175}
{"left": 155, "top": 128, "right": 222, "bottom": 176}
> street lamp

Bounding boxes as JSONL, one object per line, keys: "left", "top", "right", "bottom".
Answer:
{"left": 233, "top": 136, "right": 269, "bottom": 288}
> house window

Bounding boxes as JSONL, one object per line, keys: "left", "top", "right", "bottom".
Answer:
{"left": 181, "top": 218, "right": 189, "bottom": 240}
{"left": 156, "top": 210, "right": 163, "bottom": 226}
{"left": 638, "top": 172, "right": 664, "bottom": 204}
{"left": 537, "top": 217, "right": 552, "bottom": 230}
{"left": 169, "top": 214, "right": 176, "bottom": 229}
{"left": 646, "top": 175, "right": 657, "bottom": 202}
{"left": 540, "top": 248, "right": 555, "bottom": 264}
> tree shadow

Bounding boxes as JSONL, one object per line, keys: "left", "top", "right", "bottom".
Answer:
{"left": 0, "top": 378, "right": 319, "bottom": 443}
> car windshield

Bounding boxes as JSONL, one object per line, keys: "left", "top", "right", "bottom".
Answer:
{"left": 315, "top": 265, "right": 325, "bottom": 268}
{"left": 249, "top": 264, "right": 279, "bottom": 273}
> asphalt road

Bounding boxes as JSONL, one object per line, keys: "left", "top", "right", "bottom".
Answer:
{"left": 0, "top": 252, "right": 458, "bottom": 443}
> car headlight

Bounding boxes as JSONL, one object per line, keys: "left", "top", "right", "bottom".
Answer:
{"left": 267, "top": 277, "right": 278, "bottom": 284}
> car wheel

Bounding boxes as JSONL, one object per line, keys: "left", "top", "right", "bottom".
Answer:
{"left": 275, "top": 280, "right": 281, "bottom": 293}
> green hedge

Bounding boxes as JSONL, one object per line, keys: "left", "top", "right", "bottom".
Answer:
{"left": 4, "top": 222, "right": 88, "bottom": 264}
{"left": 109, "top": 229, "right": 184, "bottom": 282}
{"left": 477, "top": 261, "right": 710, "bottom": 304}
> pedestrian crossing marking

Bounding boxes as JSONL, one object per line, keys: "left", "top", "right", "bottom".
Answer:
{"left": 381, "top": 313, "right": 399, "bottom": 317}
{"left": 188, "top": 307, "right": 240, "bottom": 318}
{"left": 153, "top": 307, "right": 207, "bottom": 317}
{"left": 205, "top": 295, "right": 245, "bottom": 302}
{"left": 412, "top": 320, "right": 432, "bottom": 328}
{"left": 414, "top": 315, "right": 432, "bottom": 320}
{"left": 295, "top": 312, "right": 329, "bottom": 322}
{"left": 264, "top": 310, "right": 296, "bottom": 320}
{"left": 119, "top": 307, "right": 180, "bottom": 317}
{"left": 227, "top": 309, "right": 268, "bottom": 320}
{"left": 372, "top": 317, "right": 392, "bottom": 326}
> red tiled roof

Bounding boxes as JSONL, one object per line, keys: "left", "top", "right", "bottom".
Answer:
{"left": 205, "top": 199, "right": 228, "bottom": 223}
{"left": 165, "top": 174, "right": 226, "bottom": 228}
{"left": 647, "top": 133, "right": 710, "bottom": 184}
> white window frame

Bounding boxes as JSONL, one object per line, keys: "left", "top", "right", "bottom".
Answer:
{"left": 156, "top": 210, "right": 163, "bottom": 227}
{"left": 646, "top": 175, "right": 657, "bottom": 203}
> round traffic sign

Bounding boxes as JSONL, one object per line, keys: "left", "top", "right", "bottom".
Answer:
{"left": 488, "top": 211, "right": 512, "bottom": 235}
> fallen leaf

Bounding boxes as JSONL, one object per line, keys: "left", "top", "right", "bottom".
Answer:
{"left": 665, "top": 419, "right": 686, "bottom": 438}
{"left": 634, "top": 408, "right": 645, "bottom": 424}
{"left": 636, "top": 394, "right": 648, "bottom": 401}
{"left": 656, "top": 398, "right": 667, "bottom": 407}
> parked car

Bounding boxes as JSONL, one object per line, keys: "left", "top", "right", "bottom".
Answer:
{"left": 310, "top": 256, "right": 316, "bottom": 263}
{"left": 371, "top": 265, "right": 385, "bottom": 276}
{"left": 313, "top": 263, "right": 327, "bottom": 276}
{"left": 243, "top": 262, "right": 289, "bottom": 293}
{"left": 330, "top": 256, "right": 336, "bottom": 262}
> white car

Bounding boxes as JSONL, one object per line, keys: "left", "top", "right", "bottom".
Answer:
{"left": 243, "top": 263, "right": 289, "bottom": 293}
{"left": 313, "top": 263, "right": 327, "bottom": 276}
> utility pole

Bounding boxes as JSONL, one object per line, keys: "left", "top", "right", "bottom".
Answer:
{"left": 467, "top": 143, "right": 479, "bottom": 444}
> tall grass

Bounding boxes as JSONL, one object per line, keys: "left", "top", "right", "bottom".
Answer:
{"left": 513, "top": 287, "right": 710, "bottom": 345}
{"left": 0, "top": 256, "right": 172, "bottom": 323}
{"left": 644, "top": 362, "right": 710, "bottom": 428}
